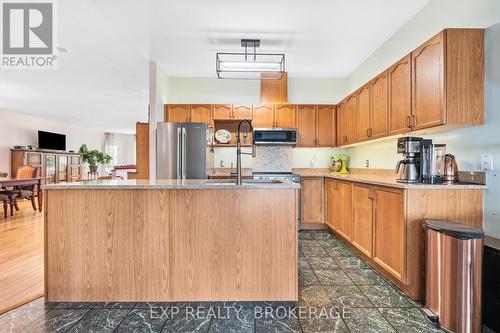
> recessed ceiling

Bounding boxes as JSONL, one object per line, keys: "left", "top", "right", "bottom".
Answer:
{"left": 0, "top": 0, "right": 430, "bottom": 133}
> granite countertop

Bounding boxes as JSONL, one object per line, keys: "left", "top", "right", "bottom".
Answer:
{"left": 295, "top": 170, "right": 486, "bottom": 190}
{"left": 43, "top": 179, "right": 300, "bottom": 190}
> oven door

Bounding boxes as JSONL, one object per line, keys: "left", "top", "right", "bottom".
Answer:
{"left": 253, "top": 128, "right": 297, "bottom": 146}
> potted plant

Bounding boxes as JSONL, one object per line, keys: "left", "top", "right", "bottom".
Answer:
{"left": 78, "top": 144, "right": 112, "bottom": 174}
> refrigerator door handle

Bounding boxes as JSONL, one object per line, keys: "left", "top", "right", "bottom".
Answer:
{"left": 177, "top": 127, "right": 181, "bottom": 179}
{"left": 182, "top": 127, "right": 187, "bottom": 179}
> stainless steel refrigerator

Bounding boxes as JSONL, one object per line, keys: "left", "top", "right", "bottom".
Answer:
{"left": 156, "top": 122, "right": 213, "bottom": 179}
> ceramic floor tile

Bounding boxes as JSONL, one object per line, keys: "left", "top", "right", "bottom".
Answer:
{"left": 162, "top": 309, "right": 211, "bottom": 333}
{"left": 324, "top": 247, "right": 355, "bottom": 259}
{"left": 323, "top": 286, "right": 374, "bottom": 308}
{"left": 300, "top": 239, "right": 321, "bottom": 247}
{"left": 115, "top": 308, "right": 168, "bottom": 333}
{"left": 299, "top": 307, "right": 349, "bottom": 333}
{"left": 299, "top": 286, "right": 332, "bottom": 307}
{"left": 25, "top": 308, "right": 90, "bottom": 333}
{"left": 300, "top": 246, "right": 330, "bottom": 258}
{"left": 0, "top": 308, "right": 47, "bottom": 333}
{"left": 379, "top": 308, "right": 444, "bottom": 333}
{"left": 208, "top": 308, "right": 254, "bottom": 333}
{"left": 48, "top": 302, "right": 98, "bottom": 309}
{"left": 313, "top": 269, "right": 354, "bottom": 286}
{"left": 68, "top": 309, "right": 130, "bottom": 333}
{"left": 343, "top": 308, "right": 396, "bottom": 333}
{"left": 358, "top": 285, "right": 413, "bottom": 308}
{"left": 255, "top": 316, "right": 302, "bottom": 333}
{"left": 334, "top": 256, "right": 369, "bottom": 269}
{"left": 299, "top": 232, "right": 315, "bottom": 240}
{"left": 299, "top": 267, "right": 321, "bottom": 286}
{"left": 306, "top": 257, "right": 340, "bottom": 270}
{"left": 94, "top": 302, "right": 137, "bottom": 309}
{"left": 343, "top": 268, "right": 387, "bottom": 286}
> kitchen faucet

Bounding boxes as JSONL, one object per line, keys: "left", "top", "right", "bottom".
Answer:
{"left": 236, "top": 120, "right": 256, "bottom": 185}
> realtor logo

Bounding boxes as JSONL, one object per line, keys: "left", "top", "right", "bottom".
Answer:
{"left": 1, "top": 1, "right": 57, "bottom": 68}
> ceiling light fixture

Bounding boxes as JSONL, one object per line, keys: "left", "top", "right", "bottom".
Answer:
{"left": 216, "top": 39, "right": 285, "bottom": 80}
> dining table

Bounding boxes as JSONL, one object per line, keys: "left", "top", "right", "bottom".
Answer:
{"left": 0, "top": 177, "right": 44, "bottom": 212}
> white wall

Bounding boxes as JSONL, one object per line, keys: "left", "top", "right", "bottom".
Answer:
{"left": 164, "top": 77, "right": 347, "bottom": 104}
{"left": 347, "top": 0, "right": 500, "bottom": 93}
{"left": 344, "top": 6, "right": 500, "bottom": 237}
{"left": 0, "top": 109, "right": 105, "bottom": 175}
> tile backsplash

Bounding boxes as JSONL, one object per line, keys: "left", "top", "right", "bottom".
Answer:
{"left": 252, "top": 146, "right": 293, "bottom": 172}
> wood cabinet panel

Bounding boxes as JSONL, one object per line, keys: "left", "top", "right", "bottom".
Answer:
{"left": 274, "top": 104, "right": 296, "bottom": 128}
{"left": 336, "top": 181, "right": 352, "bottom": 240}
{"left": 297, "top": 105, "right": 317, "bottom": 147}
{"left": 213, "top": 104, "right": 233, "bottom": 120}
{"left": 346, "top": 95, "right": 357, "bottom": 144}
{"left": 370, "top": 71, "right": 389, "bottom": 139}
{"left": 301, "top": 177, "right": 323, "bottom": 224}
{"left": 165, "top": 104, "right": 190, "bottom": 122}
{"left": 232, "top": 105, "right": 253, "bottom": 120}
{"left": 316, "top": 105, "right": 336, "bottom": 147}
{"left": 260, "top": 72, "right": 288, "bottom": 104}
{"left": 412, "top": 31, "right": 446, "bottom": 130}
{"left": 356, "top": 85, "right": 371, "bottom": 142}
{"left": 252, "top": 105, "right": 275, "bottom": 128}
{"left": 324, "top": 179, "right": 338, "bottom": 230}
{"left": 352, "top": 184, "right": 373, "bottom": 258}
{"left": 190, "top": 104, "right": 212, "bottom": 123}
{"left": 388, "top": 55, "right": 412, "bottom": 135}
{"left": 128, "top": 122, "right": 149, "bottom": 180}
{"left": 337, "top": 102, "right": 348, "bottom": 146}
{"left": 373, "top": 187, "right": 405, "bottom": 282}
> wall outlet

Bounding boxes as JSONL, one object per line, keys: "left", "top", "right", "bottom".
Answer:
{"left": 481, "top": 154, "right": 494, "bottom": 171}
{"left": 365, "top": 160, "right": 370, "bottom": 168}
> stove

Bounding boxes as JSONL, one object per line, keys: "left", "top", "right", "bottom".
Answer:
{"left": 252, "top": 172, "right": 301, "bottom": 183}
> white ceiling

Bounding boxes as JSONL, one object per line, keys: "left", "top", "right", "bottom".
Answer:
{"left": 0, "top": 0, "right": 430, "bottom": 133}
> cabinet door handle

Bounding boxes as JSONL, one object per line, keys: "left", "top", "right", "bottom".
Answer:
{"left": 406, "top": 116, "right": 411, "bottom": 128}
{"left": 366, "top": 128, "right": 370, "bottom": 138}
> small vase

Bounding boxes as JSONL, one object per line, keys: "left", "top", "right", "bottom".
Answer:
{"left": 89, "top": 165, "right": 98, "bottom": 173}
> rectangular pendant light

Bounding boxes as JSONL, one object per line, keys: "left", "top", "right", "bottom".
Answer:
{"left": 216, "top": 39, "right": 285, "bottom": 80}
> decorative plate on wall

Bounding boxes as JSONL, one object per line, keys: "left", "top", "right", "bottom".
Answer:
{"left": 215, "top": 129, "right": 231, "bottom": 144}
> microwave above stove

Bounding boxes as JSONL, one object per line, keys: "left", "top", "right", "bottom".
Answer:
{"left": 253, "top": 128, "right": 297, "bottom": 146}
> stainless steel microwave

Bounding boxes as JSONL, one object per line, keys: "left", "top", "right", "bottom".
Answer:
{"left": 253, "top": 128, "right": 297, "bottom": 146}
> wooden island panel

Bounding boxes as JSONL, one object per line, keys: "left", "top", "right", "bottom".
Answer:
{"left": 45, "top": 188, "right": 298, "bottom": 302}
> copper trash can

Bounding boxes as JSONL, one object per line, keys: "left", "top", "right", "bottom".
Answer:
{"left": 423, "top": 220, "right": 484, "bottom": 333}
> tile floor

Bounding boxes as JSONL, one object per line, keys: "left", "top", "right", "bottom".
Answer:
{"left": 0, "top": 230, "right": 447, "bottom": 332}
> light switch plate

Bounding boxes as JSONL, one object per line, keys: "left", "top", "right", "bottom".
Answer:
{"left": 480, "top": 154, "right": 494, "bottom": 171}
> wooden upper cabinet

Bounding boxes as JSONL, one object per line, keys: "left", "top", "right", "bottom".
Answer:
{"left": 232, "top": 105, "right": 253, "bottom": 120}
{"left": 373, "top": 186, "right": 406, "bottom": 282}
{"left": 252, "top": 105, "right": 275, "bottom": 128}
{"left": 388, "top": 55, "right": 412, "bottom": 135}
{"left": 213, "top": 104, "right": 233, "bottom": 120}
{"left": 316, "top": 105, "right": 336, "bottom": 147}
{"left": 346, "top": 95, "right": 357, "bottom": 144}
{"left": 301, "top": 177, "right": 324, "bottom": 224}
{"left": 370, "top": 70, "right": 389, "bottom": 139}
{"left": 165, "top": 104, "right": 190, "bottom": 122}
{"left": 412, "top": 31, "right": 446, "bottom": 130}
{"left": 324, "top": 179, "right": 339, "bottom": 230}
{"left": 336, "top": 181, "right": 352, "bottom": 240}
{"left": 356, "top": 85, "right": 371, "bottom": 142}
{"left": 297, "top": 105, "right": 317, "bottom": 147}
{"left": 274, "top": 104, "right": 297, "bottom": 128}
{"left": 190, "top": 104, "right": 212, "bottom": 123}
{"left": 352, "top": 184, "right": 373, "bottom": 258}
{"left": 337, "top": 102, "right": 348, "bottom": 146}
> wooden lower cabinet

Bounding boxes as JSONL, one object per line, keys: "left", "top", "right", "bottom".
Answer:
{"left": 351, "top": 184, "right": 373, "bottom": 258}
{"left": 372, "top": 186, "right": 406, "bottom": 282}
{"left": 324, "top": 179, "right": 338, "bottom": 230}
{"left": 336, "top": 181, "right": 352, "bottom": 240}
{"left": 300, "top": 177, "right": 324, "bottom": 226}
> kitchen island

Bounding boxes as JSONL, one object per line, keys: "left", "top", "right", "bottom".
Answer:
{"left": 43, "top": 179, "right": 300, "bottom": 302}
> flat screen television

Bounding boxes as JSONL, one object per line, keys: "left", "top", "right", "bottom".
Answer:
{"left": 38, "top": 131, "right": 66, "bottom": 151}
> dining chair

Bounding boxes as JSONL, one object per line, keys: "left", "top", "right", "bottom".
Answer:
{"left": 0, "top": 192, "right": 10, "bottom": 218}
{"left": 4, "top": 165, "right": 40, "bottom": 212}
